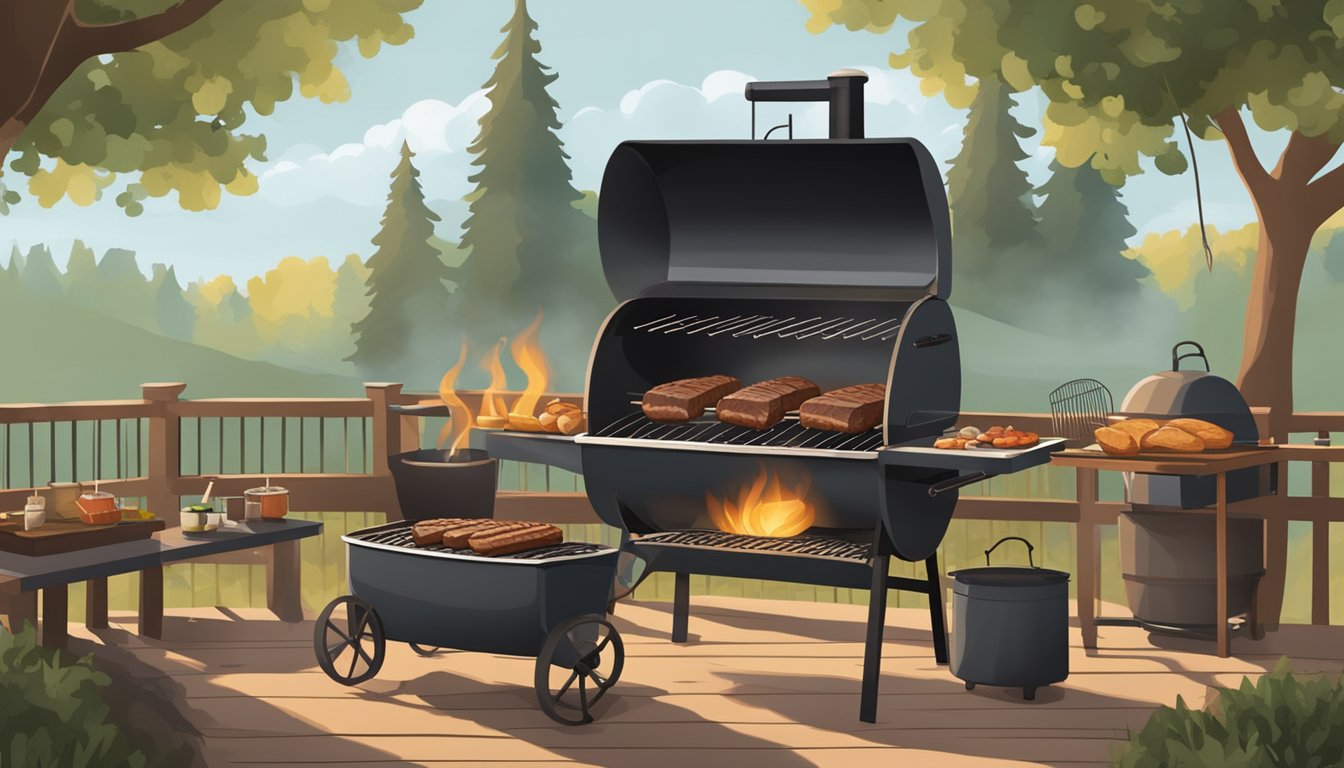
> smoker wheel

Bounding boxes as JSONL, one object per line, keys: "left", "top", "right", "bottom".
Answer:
{"left": 534, "top": 614, "right": 624, "bottom": 725}
{"left": 965, "top": 682, "right": 975, "bottom": 690}
{"left": 408, "top": 643, "right": 440, "bottom": 657}
{"left": 1024, "top": 687, "right": 1036, "bottom": 701}
{"left": 314, "top": 596, "right": 386, "bottom": 686}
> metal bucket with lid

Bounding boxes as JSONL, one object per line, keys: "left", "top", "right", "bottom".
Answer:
{"left": 245, "top": 483, "right": 289, "bottom": 520}
{"left": 949, "top": 537, "right": 1070, "bottom": 701}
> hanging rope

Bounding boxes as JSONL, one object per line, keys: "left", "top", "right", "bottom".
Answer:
{"left": 1165, "top": 79, "right": 1215, "bottom": 272}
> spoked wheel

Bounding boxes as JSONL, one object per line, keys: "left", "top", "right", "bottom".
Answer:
{"left": 314, "top": 596, "right": 385, "bottom": 685}
{"left": 408, "top": 643, "right": 441, "bottom": 657}
{"left": 534, "top": 614, "right": 624, "bottom": 725}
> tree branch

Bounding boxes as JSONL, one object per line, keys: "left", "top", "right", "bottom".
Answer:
{"left": 1273, "top": 129, "right": 1340, "bottom": 186}
{"left": 69, "top": 0, "right": 224, "bottom": 57}
{"left": 1305, "top": 162, "right": 1344, "bottom": 226}
{"left": 1214, "top": 107, "right": 1272, "bottom": 200}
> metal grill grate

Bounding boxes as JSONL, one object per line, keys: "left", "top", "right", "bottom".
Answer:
{"left": 592, "top": 407, "right": 885, "bottom": 453}
{"left": 350, "top": 523, "right": 608, "bottom": 561}
{"left": 637, "top": 529, "right": 872, "bottom": 561}
{"left": 632, "top": 314, "right": 901, "bottom": 342}
{"left": 1048, "top": 378, "right": 1114, "bottom": 448}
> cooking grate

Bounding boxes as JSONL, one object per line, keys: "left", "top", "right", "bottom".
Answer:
{"left": 633, "top": 314, "right": 901, "bottom": 342}
{"left": 350, "top": 523, "right": 608, "bottom": 561}
{"left": 637, "top": 529, "right": 872, "bottom": 561}
{"left": 1048, "top": 378, "right": 1114, "bottom": 448}
{"left": 592, "top": 407, "right": 885, "bottom": 452}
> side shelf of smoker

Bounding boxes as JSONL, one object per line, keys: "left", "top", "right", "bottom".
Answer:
{"left": 482, "top": 431, "right": 584, "bottom": 475}
{"left": 879, "top": 437, "right": 1066, "bottom": 476}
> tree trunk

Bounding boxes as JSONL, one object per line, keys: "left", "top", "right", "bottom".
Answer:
{"left": 1234, "top": 204, "right": 1313, "bottom": 437}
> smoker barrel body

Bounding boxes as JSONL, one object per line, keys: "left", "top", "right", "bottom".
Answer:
{"left": 345, "top": 532, "right": 618, "bottom": 660}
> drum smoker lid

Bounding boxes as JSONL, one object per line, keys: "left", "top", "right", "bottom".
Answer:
{"left": 596, "top": 139, "right": 951, "bottom": 301}
{"left": 950, "top": 566, "right": 1070, "bottom": 587}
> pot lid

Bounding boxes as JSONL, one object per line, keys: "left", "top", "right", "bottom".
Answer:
{"left": 950, "top": 566, "right": 1069, "bottom": 587}
{"left": 597, "top": 139, "right": 951, "bottom": 301}
{"left": 245, "top": 486, "right": 288, "bottom": 494}
{"left": 79, "top": 491, "right": 116, "bottom": 499}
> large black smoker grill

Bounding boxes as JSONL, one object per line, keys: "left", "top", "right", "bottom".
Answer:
{"left": 511, "top": 70, "right": 1065, "bottom": 723}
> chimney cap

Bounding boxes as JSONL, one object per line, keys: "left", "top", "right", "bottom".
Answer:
{"left": 829, "top": 68, "right": 869, "bottom": 81}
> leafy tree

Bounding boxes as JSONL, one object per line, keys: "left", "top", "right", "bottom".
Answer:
{"left": 151, "top": 263, "right": 194, "bottom": 341}
{"left": 805, "top": 0, "right": 1344, "bottom": 430}
{"left": 20, "top": 244, "right": 64, "bottom": 297}
{"left": 453, "top": 0, "right": 613, "bottom": 374}
{"left": 945, "top": 75, "right": 1040, "bottom": 317}
{"left": 1324, "top": 233, "right": 1344, "bottom": 283}
{"left": 1034, "top": 158, "right": 1149, "bottom": 314}
{"left": 1, "top": 0, "right": 419, "bottom": 216}
{"left": 348, "top": 143, "right": 456, "bottom": 386}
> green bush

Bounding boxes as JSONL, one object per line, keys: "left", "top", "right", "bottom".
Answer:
{"left": 1114, "top": 658, "right": 1344, "bottom": 768}
{"left": 0, "top": 625, "right": 150, "bottom": 768}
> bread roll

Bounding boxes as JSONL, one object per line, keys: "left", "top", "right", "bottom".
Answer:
{"left": 476, "top": 415, "right": 507, "bottom": 429}
{"left": 1165, "top": 418, "right": 1234, "bottom": 450}
{"left": 557, "top": 411, "right": 585, "bottom": 436}
{"left": 1111, "top": 419, "right": 1163, "bottom": 444}
{"left": 1141, "top": 426, "right": 1205, "bottom": 453}
{"left": 1095, "top": 427, "right": 1138, "bottom": 456}
{"left": 538, "top": 411, "right": 562, "bottom": 433}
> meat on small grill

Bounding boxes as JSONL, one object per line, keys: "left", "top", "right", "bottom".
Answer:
{"left": 642, "top": 375, "right": 741, "bottom": 422}
{"left": 799, "top": 384, "right": 886, "bottom": 433}
{"left": 411, "top": 518, "right": 457, "bottom": 546}
{"left": 716, "top": 376, "right": 821, "bottom": 430}
{"left": 469, "top": 523, "right": 564, "bottom": 556}
{"left": 439, "top": 518, "right": 503, "bottom": 548}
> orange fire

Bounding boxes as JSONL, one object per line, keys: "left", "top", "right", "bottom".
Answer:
{"left": 506, "top": 309, "right": 550, "bottom": 428}
{"left": 706, "top": 466, "right": 816, "bottom": 538}
{"left": 475, "top": 337, "right": 510, "bottom": 427}
{"left": 436, "top": 340, "right": 473, "bottom": 454}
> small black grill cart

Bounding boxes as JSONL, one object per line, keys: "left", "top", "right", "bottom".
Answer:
{"left": 313, "top": 520, "right": 624, "bottom": 725}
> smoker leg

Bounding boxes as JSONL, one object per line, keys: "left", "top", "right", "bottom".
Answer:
{"left": 925, "top": 553, "right": 949, "bottom": 665}
{"left": 671, "top": 572, "right": 690, "bottom": 643}
{"left": 861, "top": 551, "right": 890, "bottom": 724}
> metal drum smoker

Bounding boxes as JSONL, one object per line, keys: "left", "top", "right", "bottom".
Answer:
{"left": 314, "top": 520, "right": 624, "bottom": 725}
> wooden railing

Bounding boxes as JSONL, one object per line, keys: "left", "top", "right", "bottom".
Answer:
{"left": 2, "top": 385, "right": 1340, "bottom": 626}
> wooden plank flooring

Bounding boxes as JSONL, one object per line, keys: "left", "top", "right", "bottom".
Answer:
{"left": 65, "top": 597, "right": 1344, "bottom": 768}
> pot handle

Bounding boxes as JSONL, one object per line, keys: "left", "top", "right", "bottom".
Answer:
{"left": 984, "top": 536, "right": 1036, "bottom": 568}
{"left": 1172, "top": 340, "right": 1210, "bottom": 372}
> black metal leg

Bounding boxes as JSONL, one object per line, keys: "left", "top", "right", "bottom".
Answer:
{"left": 925, "top": 553, "right": 948, "bottom": 665}
{"left": 860, "top": 550, "right": 889, "bottom": 724}
{"left": 671, "top": 572, "right": 690, "bottom": 643}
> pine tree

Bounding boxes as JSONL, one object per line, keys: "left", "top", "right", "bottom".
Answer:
{"left": 945, "top": 76, "right": 1040, "bottom": 318}
{"left": 64, "top": 239, "right": 99, "bottom": 305}
{"left": 1034, "top": 159, "right": 1148, "bottom": 300}
{"left": 453, "top": 0, "right": 613, "bottom": 387}
{"left": 150, "top": 264, "right": 196, "bottom": 341}
{"left": 20, "top": 244, "right": 64, "bottom": 297}
{"left": 95, "top": 248, "right": 155, "bottom": 330}
{"left": 347, "top": 143, "right": 457, "bottom": 386}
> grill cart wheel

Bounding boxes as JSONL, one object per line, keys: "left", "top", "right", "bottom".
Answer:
{"left": 534, "top": 614, "right": 624, "bottom": 725}
{"left": 314, "top": 596, "right": 386, "bottom": 686}
{"left": 408, "top": 643, "right": 440, "bottom": 657}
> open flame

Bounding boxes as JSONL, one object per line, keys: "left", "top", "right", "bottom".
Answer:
{"left": 506, "top": 309, "right": 549, "bottom": 428}
{"left": 436, "top": 340, "right": 473, "bottom": 454}
{"left": 706, "top": 466, "right": 816, "bottom": 538}
{"left": 475, "top": 337, "right": 510, "bottom": 427}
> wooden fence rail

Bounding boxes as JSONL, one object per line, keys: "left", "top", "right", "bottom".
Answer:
{"left": 1, "top": 383, "right": 1340, "bottom": 628}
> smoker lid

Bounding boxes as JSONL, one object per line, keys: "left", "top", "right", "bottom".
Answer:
{"left": 597, "top": 140, "right": 951, "bottom": 301}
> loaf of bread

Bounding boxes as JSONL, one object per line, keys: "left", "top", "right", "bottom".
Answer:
{"left": 1165, "top": 418, "right": 1234, "bottom": 450}
{"left": 716, "top": 376, "right": 821, "bottom": 430}
{"left": 799, "top": 384, "right": 886, "bottom": 433}
{"left": 1095, "top": 427, "right": 1139, "bottom": 456}
{"left": 1111, "top": 418, "right": 1163, "bottom": 445}
{"left": 642, "top": 375, "right": 741, "bottom": 422}
{"left": 468, "top": 523, "right": 563, "bottom": 556}
{"left": 1141, "top": 426, "right": 1205, "bottom": 453}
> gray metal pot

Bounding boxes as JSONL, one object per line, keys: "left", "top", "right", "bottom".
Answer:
{"left": 950, "top": 537, "right": 1069, "bottom": 701}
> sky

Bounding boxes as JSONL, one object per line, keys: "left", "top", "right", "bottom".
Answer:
{"left": 0, "top": 0, "right": 1294, "bottom": 287}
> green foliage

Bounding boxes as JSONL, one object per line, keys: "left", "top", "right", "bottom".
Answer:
{"left": 453, "top": 0, "right": 613, "bottom": 386}
{"left": 20, "top": 244, "right": 65, "bottom": 298}
{"left": 7, "top": 0, "right": 420, "bottom": 215}
{"left": 1114, "top": 659, "right": 1344, "bottom": 768}
{"left": 1323, "top": 232, "right": 1344, "bottom": 283}
{"left": 0, "top": 624, "right": 150, "bottom": 768}
{"left": 348, "top": 143, "right": 456, "bottom": 386}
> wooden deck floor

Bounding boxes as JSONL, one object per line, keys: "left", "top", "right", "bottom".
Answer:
{"left": 68, "top": 597, "right": 1344, "bottom": 768}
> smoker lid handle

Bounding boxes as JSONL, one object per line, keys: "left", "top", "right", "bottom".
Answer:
{"left": 985, "top": 536, "right": 1036, "bottom": 568}
{"left": 1172, "top": 340, "right": 1210, "bottom": 372}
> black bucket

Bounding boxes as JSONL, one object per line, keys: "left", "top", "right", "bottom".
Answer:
{"left": 389, "top": 448, "right": 499, "bottom": 521}
{"left": 950, "top": 536, "right": 1070, "bottom": 701}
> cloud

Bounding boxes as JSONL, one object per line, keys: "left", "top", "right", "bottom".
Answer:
{"left": 250, "top": 67, "right": 964, "bottom": 221}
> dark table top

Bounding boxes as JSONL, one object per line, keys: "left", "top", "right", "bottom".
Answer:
{"left": 0, "top": 518, "right": 323, "bottom": 591}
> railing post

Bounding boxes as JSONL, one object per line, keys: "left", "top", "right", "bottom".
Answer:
{"left": 364, "top": 383, "right": 402, "bottom": 476}
{"left": 142, "top": 383, "right": 186, "bottom": 522}
{"left": 1311, "top": 430, "right": 1332, "bottom": 625}
{"left": 1257, "top": 406, "right": 1289, "bottom": 631}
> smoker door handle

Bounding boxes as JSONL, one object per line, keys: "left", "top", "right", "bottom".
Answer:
{"left": 927, "top": 472, "right": 990, "bottom": 497}
{"left": 913, "top": 333, "right": 953, "bottom": 349}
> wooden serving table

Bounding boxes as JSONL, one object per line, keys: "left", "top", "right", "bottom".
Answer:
{"left": 1052, "top": 445, "right": 1344, "bottom": 657}
{"left": 0, "top": 519, "right": 322, "bottom": 647}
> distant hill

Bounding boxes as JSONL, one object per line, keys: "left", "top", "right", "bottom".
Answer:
{"left": 0, "top": 292, "right": 362, "bottom": 403}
